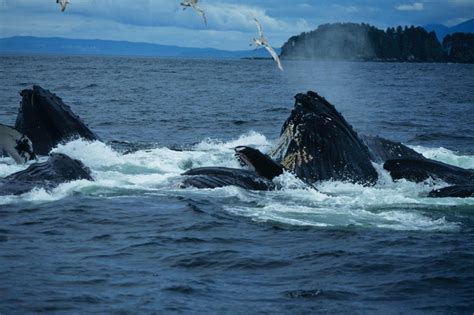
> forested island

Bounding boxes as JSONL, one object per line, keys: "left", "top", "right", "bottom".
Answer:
{"left": 280, "top": 23, "right": 474, "bottom": 63}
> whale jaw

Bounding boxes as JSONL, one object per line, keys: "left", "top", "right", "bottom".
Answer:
{"left": 15, "top": 85, "right": 99, "bottom": 155}
{"left": 234, "top": 146, "right": 284, "bottom": 180}
{"left": 270, "top": 91, "right": 378, "bottom": 185}
{"left": 180, "top": 167, "right": 275, "bottom": 191}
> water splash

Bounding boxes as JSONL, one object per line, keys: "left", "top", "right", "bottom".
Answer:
{"left": 0, "top": 133, "right": 472, "bottom": 231}
{"left": 410, "top": 145, "right": 474, "bottom": 169}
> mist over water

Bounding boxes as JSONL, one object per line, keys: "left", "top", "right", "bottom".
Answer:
{"left": 0, "top": 56, "right": 473, "bottom": 313}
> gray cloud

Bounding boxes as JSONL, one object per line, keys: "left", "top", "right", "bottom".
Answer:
{"left": 0, "top": 0, "right": 472, "bottom": 49}
{"left": 395, "top": 2, "right": 424, "bottom": 11}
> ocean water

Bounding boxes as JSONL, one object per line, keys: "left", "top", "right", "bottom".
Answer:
{"left": 0, "top": 55, "right": 473, "bottom": 313}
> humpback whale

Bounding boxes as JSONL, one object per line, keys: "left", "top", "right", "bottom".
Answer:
{"left": 0, "top": 123, "right": 36, "bottom": 164}
{"left": 181, "top": 91, "right": 472, "bottom": 197}
{"left": 384, "top": 158, "right": 474, "bottom": 186}
{"left": 15, "top": 85, "right": 99, "bottom": 155}
{"left": 269, "top": 91, "right": 378, "bottom": 185}
{"left": 268, "top": 92, "right": 473, "bottom": 196}
{"left": 180, "top": 167, "right": 275, "bottom": 191}
{"left": 429, "top": 185, "right": 474, "bottom": 198}
{"left": 0, "top": 153, "right": 93, "bottom": 196}
{"left": 361, "top": 136, "right": 474, "bottom": 197}
{"left": 180, "top": 146, "right": 283, "bottom": 190}
{"left": 3, "top": 85, "right": 469, "bottom": 198}
{"left": 361, "top": 135, "right": 425, "bottom": 163}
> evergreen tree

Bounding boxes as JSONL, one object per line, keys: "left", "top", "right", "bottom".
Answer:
{"left": 280, "top": 22, "right": 457, "bottom": 62}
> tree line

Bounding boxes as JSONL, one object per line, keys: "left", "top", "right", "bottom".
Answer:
{"left": 280, "top": 23, "right": 474, "bottom": 63}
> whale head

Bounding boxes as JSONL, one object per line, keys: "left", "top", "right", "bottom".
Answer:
{"left": 15, "top": 85, "right": 99, "bottom": 156}
{"left": 269, "top": 91, "right": 378, "bottom": 185}
{"left": 48, "top": 153, "right": 93, "bottom": 182}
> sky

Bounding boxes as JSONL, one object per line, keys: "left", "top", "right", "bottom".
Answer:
{"left": 0, "top": 0, "right": 473, "bottom": 50}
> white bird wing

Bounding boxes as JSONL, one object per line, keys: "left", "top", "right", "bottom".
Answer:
{"left": 57, "top": 0, "right": 68, "bottom": 12}
{"left": 264, "top": 43, "right": 283, "bottom": 71}
{"left": 254, "top": 18, "right": 264, "bottom": 38}
{"left": 192, "top": 4, "right": 207, "bottom": 26}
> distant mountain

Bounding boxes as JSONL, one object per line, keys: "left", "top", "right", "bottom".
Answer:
{"left": 0, "top": 36, "right": 280, "bottom": 59}
{"left": 424, "top": 18, "right": 474, "bottom": 41}
{"left": 423, "top": 24, "right": 450, "bottom": 41}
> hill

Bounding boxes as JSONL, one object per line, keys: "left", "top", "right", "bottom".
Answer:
{"left": 0, "top": 36, "right": 280, "bottom": 59}
{"left": 280, "top": 23, "right": 474, "bottom": 63}
{"left": 424, "top": 19, "right": 474, "bottom": 41}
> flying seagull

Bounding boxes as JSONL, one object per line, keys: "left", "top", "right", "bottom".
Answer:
{"left": 56, "top": 0, "right": 70, "bottom": 12}
{"left": 251, "top": 18, "right": 283, "bottom": 71}
{"left": 180, "top": 0, "right": 207, "bottom": 26}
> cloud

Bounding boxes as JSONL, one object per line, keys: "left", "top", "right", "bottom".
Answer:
{"left": 0, "top": 1, "right": 312, "bottom": 50}
{"left": 450, "top": 0, "right": 474, "bottom": 5}
{"left": 0, "top": 0, "right": 472, "bottom": 50}
{"left": 444, "top": 17, "right": 470, "bottom": 27}
{"left": 395, "top": 2, "right": 424, "bottom": 11}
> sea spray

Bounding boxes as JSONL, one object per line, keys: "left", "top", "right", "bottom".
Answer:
{"left": 0, "top": 133, "right": 472, "bottom": 231}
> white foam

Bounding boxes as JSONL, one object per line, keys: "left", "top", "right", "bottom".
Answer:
{"left": 410, "top": 145, "right": 474, "bottom": 169}
{"left": 225, "top": 202, "right": 460, "bottom": 232}
{"left": 0, "top": 159, "right": 27, "bottom": 177}
{"left": 193, "top": 131, "right": 273, "bottom": 153}
{"left": 1, "top": 134, "right": 471, "bottom": 232}
{"left": 52, "top": 139, "right": 122, "bottom": 168}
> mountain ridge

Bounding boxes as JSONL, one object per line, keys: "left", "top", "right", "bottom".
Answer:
{"left": 423, "top": 19, "right": 474, "bottom": 41}
{"left": 0, "top": 36, "right": 280, "bottom": 59}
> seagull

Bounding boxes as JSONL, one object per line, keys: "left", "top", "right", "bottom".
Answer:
{"left": 56, "top": 0, "right": 70, "bottom": 12}
{"left": 180, "top": 0, "right": 207, "bottom": 26}
{"left": 251, "top": 18, "right": 283, "bottom": 71}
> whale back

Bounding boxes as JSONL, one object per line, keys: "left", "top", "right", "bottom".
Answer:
{"left": 181, "top": 167, "right": 275, "bottom": 191}
{"left": 429, "top": 185, "right": 474, "bottom": 198}
{"left": 361, "top": 135, "right": 425, "bottom": 163}
{"left": 0, "top": 153, "right": 93, "bottom": 195}
{"left": 384, "top": 158, "right": 474, "bottom": 185}
{"left": 270, "top": 91, "right": 378, "bottom": 185}
{"left": 15, "top": 85, "right": 99, "bottom": 155}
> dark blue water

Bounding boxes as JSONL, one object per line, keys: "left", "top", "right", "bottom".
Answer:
{"left": 0, "top": 55, "right": 473, "bottom": 313}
